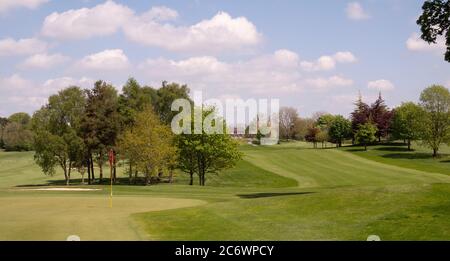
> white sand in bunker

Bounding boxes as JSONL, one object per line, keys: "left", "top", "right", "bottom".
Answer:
{"left": 18, "top": 187, "right": 101, "bottom": 191}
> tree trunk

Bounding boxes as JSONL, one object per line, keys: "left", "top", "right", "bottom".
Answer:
{"left": 63, "top": 167, "right": 68, "bottom": 186}
{"left": 189, "top": 170, "right": 194, "bottom": 186}
{"left": 433, "top": 148, "right": 438, "bottom": 157}
{"left": 407, "top": 139, "right": 411, "bottom": 151}
{"left": 90, "top": 154, "right": 95, "bottom": 182}
{"left": 87, "top": 158, "right": 91, "bottom": 185}
{"left": 134, "top": 170, "right": 138, "bottom": 185}
{"left": 364, "top": 144, "right": 367, "bottom": 151}
{"left": 145, "top": 170, "right": 150, "bottom": 185}
{"left": 129, "top": 162, "right": 132, "bottom": 184}
{"left": 98, "top": 152, "right": 103, "bottom": 184}
{"left": 67, "top": 162, "right": 71, "bottom": 186}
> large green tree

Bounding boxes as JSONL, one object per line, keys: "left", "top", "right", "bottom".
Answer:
{"left": 8, "top": 112, "right": 31, "bottom": 127}
{"left": 118, "top": 106, "right": 177, "bottom": 185}
{"left": 3, "top": 112, "right": 33, "bottom": 151}
{"left": 155, "top": 82, "right": 190, "bottom": 124}
{"left": 118, "top": 77, "right": 156, "bottom": 127}
{"left": 32, "top": 87, "right": 86, "bottom": 185}
{"left": 328, "top": 115, "right": 352, "bottom": 147}
{"left": 176, "top": 107, "right": 242, "bottom": 186}
{"left": 391, "top": 102, "right": 426, "bottom": 150}
{"left": 81, "top": 80, "right": 120, "bottom": 184}
{"left": 2, "top": 122, "right": 33, "bottom": 151}
{"left": 417, "top": 0, "right": 450, "bottom": 62}
{"left": 419, "top": 85, "right": 450, "bottom": 157}
{"left": 355, "top": 123, "right": 378, "bottom": 151}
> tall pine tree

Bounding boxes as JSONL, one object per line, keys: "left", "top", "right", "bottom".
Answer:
{"left": 370, "top": 93, "right": 393, "bottom": 142}
{"left": 351, "top": 92, "right": 370, "bottom": 137}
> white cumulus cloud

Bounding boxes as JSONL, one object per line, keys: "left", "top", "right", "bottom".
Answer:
{"left": 368, "top": 79, "right": 395, "bottom": 91}
{"left": 300, "top": 51, "right": 357, "bottom": 71}
{"left": 346, "top": 2, "right": 370, "bottom": 20}
{"left": 75, "top": 49, "right": 130, "bottom": 71}
{"left": 41, "top": 0, "right": 133, "bottom": 40}
{"left": 124, "top": 11, "right": 262, "bottom": 53}
{"left": 20, "top": 53, "right": 70, "bottom": 69}
{"left": 40, "top": 1, "right": 262, "bottom": 54}
{"left": 138, "top": 49, "right": 354, "bottom": 95}
{"left": 0, "top": 37, "right": 47, "bottom": 56}
{"left": 406, "top": 32, "right": 446, "bottom": 52}
{"left": 0, "top": 0, "right": 49, "bottom": 13}
{"left": 140, "top": 6, "right": 179, "bottom": 22}
{"left": 0, "top": 74, "right": 32, "bottom": 90}
{"left": 42, "top": 77, "right": 94, "bottom": 94}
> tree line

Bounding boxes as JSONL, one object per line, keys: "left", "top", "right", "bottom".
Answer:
{"left": 279, "top": 85, "right": 450, "bottom": 156}
{"left": 1, "top": 78, "right": 241, "bottom": 186}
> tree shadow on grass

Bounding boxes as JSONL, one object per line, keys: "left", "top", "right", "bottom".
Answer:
{"left": 374, "top": 147, "right": 412, "bottom": 152}
{"left": 381, "top": 153, "right": 449, "bottom": 160}
{"left": 237, "top": 192, "right": 315, "bottom": 199}
{"left": 345, "top": 148, "right": 367, "bottom": 152}
{"left": 15, "top": 177, "right": 175, "bottom": 187}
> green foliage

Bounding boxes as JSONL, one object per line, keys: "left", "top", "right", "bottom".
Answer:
{"left": 3, "top": 112, "right": 32, "bottom": 151}
{"left": 118, "top": 106, "right": 177, "bottom": 185}
{"left": 305, "top": 126, "right": 320, "bottom": 148}
{"left": 118, "top": 77, "right": 156, "bottom": 127}
{"left": 417, "top": 0, "right": 450, "bottom": 62}
{"left": 419, "top": 85, "right": 450, "bottom": 156}
{"left": 8, "top": 112, "right": 31, "bottom": 128}
{"left": 81, "top": 81, "right": 120, "bottom": 151}
{"left": 355, "top": 122, "right": 378, "bottom": 150}
{"left": 2, "top": 122, "right": 33, "bottom": 151}
{"left": 32, "top": 87, "right": 86, "bottom": 184}
{"left": 155, "top": 82, "right": 190, "bottom": 124}
{"left": 391, "top": 102, "right": 426, "bottom": 150}
{"left": 176, "top": 107, "right": 242, "bottom": 186}
{"left": 328, "top": 115, "right": 352, "bottom": 147}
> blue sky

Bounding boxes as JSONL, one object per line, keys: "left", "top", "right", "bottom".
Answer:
{"left": 0, "top": 0, "right": 448, "bottom": 118}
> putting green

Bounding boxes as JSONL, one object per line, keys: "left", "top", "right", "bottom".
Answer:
{"left": 0, "top": 196, "right": 205, "bottom": 240}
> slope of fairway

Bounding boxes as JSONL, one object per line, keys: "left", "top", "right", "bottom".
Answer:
{"left": 243, "top": 145, "right": 450, "bottom": 188}
{"left": 340, "top": 143, "right": 450, "bottom": 176}
{"left": 174, "top": 159, "right": 298, "bottom": 188}
{"left": 134, "top": 183, "right": 450, "bottom": 240}
{"left": 134, "top": 144, "right": 450, "bottom": 240}
{"left": 0, "top": 151, "right": 51, "bottom": 188}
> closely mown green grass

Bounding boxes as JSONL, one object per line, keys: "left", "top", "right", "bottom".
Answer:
{"left": 1, "top": 141, "right": 450, "bottom": 240}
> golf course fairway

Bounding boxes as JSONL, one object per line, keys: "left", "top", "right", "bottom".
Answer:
{"left": 1, "top": 142, "right": 449, "bottom": 240}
